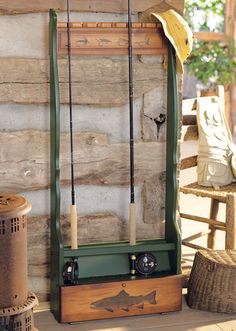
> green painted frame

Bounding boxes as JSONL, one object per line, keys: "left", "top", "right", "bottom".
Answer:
{"left": 49, "top": 9, "right": 181, "bottom": 321}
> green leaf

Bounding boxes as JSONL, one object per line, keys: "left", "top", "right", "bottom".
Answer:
{"left": 186, "top": 39, "right": 236, "bottom": 87}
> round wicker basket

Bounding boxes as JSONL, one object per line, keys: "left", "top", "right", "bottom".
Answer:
{"left": 188, "top": 250, "right": 236, "bottom": 313}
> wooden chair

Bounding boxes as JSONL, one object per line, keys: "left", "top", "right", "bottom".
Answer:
{"left": 180, "top": 86, "right": 236, "bottom": 250}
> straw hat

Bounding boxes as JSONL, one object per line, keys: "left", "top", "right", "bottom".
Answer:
{"left": 141, "top": 7, "right": 193, "bottom": 73}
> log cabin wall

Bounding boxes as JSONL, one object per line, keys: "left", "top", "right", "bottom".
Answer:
{"left": 0, "top": 0, "right": 184, "bottom": 301}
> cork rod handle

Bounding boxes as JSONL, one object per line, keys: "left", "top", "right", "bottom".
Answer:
{"left": 129, "top": 202, "right": 136, "bottom": 245}
{"left": 70, "top": 204, "right": 78, "bottom": 249}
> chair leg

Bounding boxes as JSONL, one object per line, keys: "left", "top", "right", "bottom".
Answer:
{"left": 207, "top": 198, "right": 219, "bottom": 249}
{"left": 225, "top": 194, "right": 236, "bottom": 249}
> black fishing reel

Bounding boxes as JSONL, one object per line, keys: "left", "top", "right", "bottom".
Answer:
{"left": 63, "top": 258, "right": 79, "bottom": 285}
{"left": 130, "top": 253, "right": 157, "bottom": 276}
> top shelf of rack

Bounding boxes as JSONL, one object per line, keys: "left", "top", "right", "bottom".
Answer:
{"left": 57, "top": 22, "right": 168, "bottom": 55}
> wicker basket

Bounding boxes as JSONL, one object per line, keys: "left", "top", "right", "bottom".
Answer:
{"left": 188, "top": 250, "right": 236, "bottom": 313}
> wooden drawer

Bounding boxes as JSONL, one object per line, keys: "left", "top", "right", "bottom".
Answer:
{"left": 61, "top": 275, "right": 182, "bottom": 322}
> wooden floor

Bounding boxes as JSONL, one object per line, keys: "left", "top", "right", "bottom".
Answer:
{"left": 34, "top": 294, "right": 236, "bottom": 331}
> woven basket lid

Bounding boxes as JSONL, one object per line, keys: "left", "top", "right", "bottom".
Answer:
{"left": 199, "top": 249, "right": 236, "bottom": 268}
{"left": 0, "top": 194, "right": 31, "bottom": 218}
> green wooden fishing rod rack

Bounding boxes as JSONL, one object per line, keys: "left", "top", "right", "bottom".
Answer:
{"left": 49, "top": 8, "right": 181, "bottom": 323}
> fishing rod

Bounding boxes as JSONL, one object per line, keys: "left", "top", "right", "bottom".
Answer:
{"left": 67, "top": 0, "right": 78, "bottom": 250}
{"left": 128, "top": 0, "right": 136, "bottom": 246}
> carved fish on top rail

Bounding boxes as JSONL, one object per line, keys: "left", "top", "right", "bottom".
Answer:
{"left": 75, "top": 37, "right": 89, "bottom": 46}
{"left": 90, "top": 289, "right": 157, "bottom": 312}
{"left": 97, "top": 38, "right": 112, "bottom": 46}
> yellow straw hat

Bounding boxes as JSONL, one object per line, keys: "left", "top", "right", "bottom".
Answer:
{"left": 141, "top": 8, "right": 193, "bottom": 73}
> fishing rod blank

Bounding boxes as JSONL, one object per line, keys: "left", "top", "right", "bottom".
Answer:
{"left": 128, "top": 0, "right": 136, "bottom": 246}
{"left": 67, "top": 0, "right": 78, "bottom": 250}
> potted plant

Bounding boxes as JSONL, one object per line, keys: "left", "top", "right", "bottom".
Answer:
{"left": 186, "top": 38, "right": 236, "bottom": 94}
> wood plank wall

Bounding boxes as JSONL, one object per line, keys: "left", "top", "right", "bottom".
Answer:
{"left": 0, "top": 0, "right": 184, "bottom": 15}
{"left": 0, "top": 1, "right": 184, "bottom": 301}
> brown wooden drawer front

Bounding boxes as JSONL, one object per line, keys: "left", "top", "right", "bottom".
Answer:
{"left": 61, "top": 275, "right": 182, "bottom": 322}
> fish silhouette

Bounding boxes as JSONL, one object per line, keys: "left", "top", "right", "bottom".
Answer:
{"left": 90, "top": 289, "right": 157, "bottom": 312}
{"left": 76, "top": 37, "right": 89, "bottom": 45}
{"left": 97, "top": 38, "right": 111, "bottom": 46}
